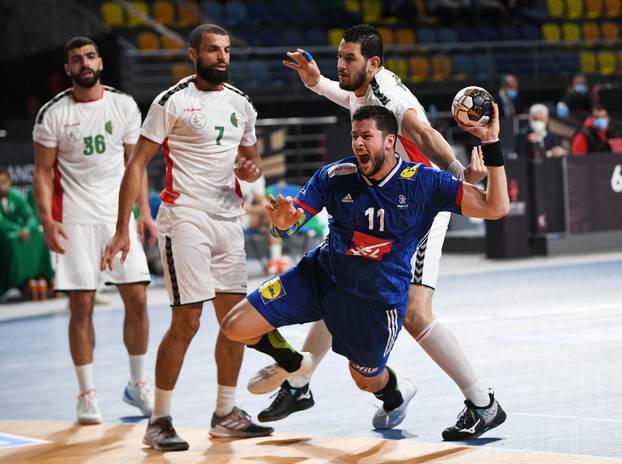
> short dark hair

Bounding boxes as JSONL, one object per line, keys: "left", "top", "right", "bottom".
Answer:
{"left": 342, "top": 24, "right": 384, "bottom": 65}
{"left": 64, "top": 36, "right": 99, "bottom": 62}
{"left": 352, "top": 105, "right": 398, "bottom": 139}
{"left": 189, "top": 24, "right": 229, "bottom": 49}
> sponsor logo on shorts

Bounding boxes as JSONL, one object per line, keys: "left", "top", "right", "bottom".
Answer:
{"left": 328, "top": 163, "right": 357, "bottom": 177}
{"left": 259, "top": 276, "right": 286, "bottom": 304}
{"left": 400, "top": 165, "right": 419, "bottom": 179}
{"left": 350, "top": 362, "right": 379, "bottom": 375}
{"left": 345, "top": 231, "right": 393, "bottom": 261}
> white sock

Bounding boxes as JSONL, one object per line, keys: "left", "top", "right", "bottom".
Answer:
{"left": 215, "top": 384, "right": 236, "bottom": 417}
{"left": 269, "top": 242, "right": 282, "bottom": 260}
{"left": 75, "top": 363, "right": 94, "bottom": 394}
{"left": 129, "top": 354, "right": 147, "bottom": 384}
{"left": 151, "top": 388, "right": 173, "bottom": 423}
{"left": 416, "top": 319, "right": 490, "bottom": 407}
{"left": 289, "top": 320, "right": 332, "bottom": 388}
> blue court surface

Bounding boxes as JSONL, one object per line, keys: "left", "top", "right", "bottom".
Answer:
{"left": 0, "top": 252, "right": 621, "bottom": 461}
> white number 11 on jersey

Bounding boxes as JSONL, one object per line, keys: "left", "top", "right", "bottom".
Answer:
{"left": 365, "top": 207, "right": 385, "bottom": 231}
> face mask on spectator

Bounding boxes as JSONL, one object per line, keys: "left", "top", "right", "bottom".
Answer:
{"left": 529, "top": 120, "right": 546, "bottom": 135}
{"left": 574, "top": 84, "right": 588, "bottom": 94}
{"left": 593, "top": 117, "right": 609, "bottom": 131}
{"left": 506, "top": 89, "right": 518, "bottom": 99}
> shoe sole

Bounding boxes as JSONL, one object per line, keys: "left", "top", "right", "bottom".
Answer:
{"left": 258, "top": 398, "right": 315, "bottom": 422}
{"left": 77, "top": 416, "right": 102, "bottom": 425}
{"left": 208, "top": 425, "right": 274, "bottom": 438}
{"left": 248, "top": 353, "right": 315, "bottom": 395}
{"left": 442, "top": 407, "right": 507, "bottom": 441}
{"left": 142, "top": 435, "right": 189, "bottom": 451}
{"left": 123, "top": 391, "right": 152, "bottom": 417}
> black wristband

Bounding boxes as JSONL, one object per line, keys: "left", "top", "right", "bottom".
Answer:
{"left": 481, "top": 140, "right": 504, "bottom": 166}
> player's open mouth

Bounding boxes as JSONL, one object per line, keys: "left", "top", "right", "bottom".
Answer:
{"left": 81, "top": 70, "right": 94, "bottom": 77}
{"left": 357, "top": 153, "right": 371, "bottom": 165}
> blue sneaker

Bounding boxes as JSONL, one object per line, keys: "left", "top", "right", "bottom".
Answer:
{"left": 372, "top": 378, "right": 417, "bottom": 430}
{"left": 123, "top": 381, "right": 153, "bottom": 417}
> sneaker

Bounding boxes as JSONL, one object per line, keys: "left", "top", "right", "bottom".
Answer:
{"left": 143, "top": 416, "right": 189, "bottom": 451}
{"left": 247, "top": 352, "right": 315, "bottom": 395}
{"left": 209, "top": 406, "right": 274, "bottom": 438}
{"left": 123, "top": 381, "right": 154, "bottom": 417}
{"left": 76, "top": 389, "right": 102, "bottom": 425}
{"left": 372, "top": 378, "right": 417, "bottom": 430}
{"left": 258, "top": 381, "right": 315, "bottom": 422}
{"left": 442, "top": 392, "right": 506, "bottom": 441}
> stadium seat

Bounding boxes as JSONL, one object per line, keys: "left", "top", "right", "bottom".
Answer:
{"left": 162, "top": 34, "right": 184, "bottom": 49}
{"left": 547, "top": 0, "right": 565, "bottom": 17}
{"left": 452, "top": 54, "right": 474, "bottom": 80}
{"left": 431, "top": 55, "right": 451, "bottom": 81}
{"left": 362, "top": 0, "right": 382, "bottom": 23}
{"left": 500, "top": 24, "right": 521, "bottom": 41}
{"left": 597, "top": 50, "right": 616, "bottom": 74}
{"left": 417, "top": 26, "right": 437, "bottom": 44}
{"left": 201, "top": 0, "right": 223, "bottom": 23}
{"left": 224, "top": 0, "right": 247, "bottom": 28}
{"left": 345, "top": 0, "right": 361, "bottom": 14}
{"left": 584, "top": 0, "right": 603, "bottom": 17}
{"left": 494, "top": 55, "right": 515, "bottom": 75}
{"left": 601, "top": 21, "right": 620, "bottom": 39}
{"left": 538, "top": 51, "right": 558, "bottom": 77}
{"left": 562, "top": 22, "right": 581, "bottom": 42}
{"left": 409, "top": 57, "right": 429, "bottom": 82}
{"left": 281, "top": 28, "right": 304, "bottom": 46}
{"left": 153, "top": 0, "right": 175, "bottom": 26}
{"left": 259, "top": 29, "right": 280, "bottom": 47}
{"left": 178, "top": 1, "right": 201, "bottom": 27}
{"left": 100, "top": 1, "right": 124, "bottom": 27}
{"left": 582, "top": 21, "right": 601, "bottom": 40}
{"left": 377, "top": 27, "right": 394, "bottom": 46}
{"left": 317, "top": 58, "right": 338, "bottom": 79}
{"left": 171, "top": 63, "right": 193, "bottom": 83}
{"left": 306, "top": 28, "right": 328, "bottom": 46}
{"left": 271, "top": 0, "right": 294, "bottom": 23}
{"left": 235, "top": 29, "right": 258, "bottom": 46}
{"left": 457, "top": 26, "right": 478, "bottom": 42}
{"left": 247, "top": 1, "right": 270, "bottom": 24}
{"left": 246, "top": 61, "right": 271, "bottom": 88}
{"left": 480, "top": 26, "right": 500, "bottom": 42}
{"left": 617, "top": 51, "right": 622, "bottom": 73}
{"left": 473, "top": 54, "right": 491, "bottom": 81}
{"left": 579, "top": 50, "right": 597, "bottom": 72}
{"left": 328, "top": 28, "right": 345, "bottom": 47}
{"left": 514, "top": 53, "right": 534, "bottom": 78}
{"left": 438, "top": 27, "right": 459, "bottom": 43}
{"left": 521, "top": 24, "right": 542, "bottom": 40}
{"left": 395, "top": 28, "right": 415, "bottom": 45}
{"left": 565, "top": 0, "right": 584, "bottom": 18}
{"left": 557, "top": 50, "right": 580, "bottom": 75}
{"left": 137, "top": 31, "right": 160, "bottom": 50}
{"left": 293, "top": 0, "right": 318, "bottom": 22}
{"left": 127, "top": 0, "right": 149, "bottom": 27}
{"left": 542, "top": 22, "right": 562, "bottom": 41}
{"left": 385, "top": 58, "right": 408, "bottom": 81}
{"left": 604, "top": 0, "right": 621, "bottom": 16}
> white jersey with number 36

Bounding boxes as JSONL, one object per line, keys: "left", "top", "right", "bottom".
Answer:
{"left": 32, "top": 86, "right": 141, "bottom": 224}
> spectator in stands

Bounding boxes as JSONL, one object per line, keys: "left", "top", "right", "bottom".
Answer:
{"left": 495, "top": 74, "right": 524, "bottom": 154}
{"left": 0, "top": 170, "right": 53, "bottom": 299}
{"left": 515, "top": 104, "right": 566, "bottom": 159}
{"left": 571, "top": 106, "right": 613, "bottom": 156}
{"left": 557, "top": 74, "right": 593, "bottom": 122}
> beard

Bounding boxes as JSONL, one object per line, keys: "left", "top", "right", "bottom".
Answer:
{"left": 196, "top": 57, "right": 229, "bottom": 84}
{"left": 358, "top": 151, "right": 385, "bottom": 178}
{"left": 339, "top": 67, "right": 367, "bottom": 91}
{"left": 71, "top": 68, "right": 101, "bottom": 88}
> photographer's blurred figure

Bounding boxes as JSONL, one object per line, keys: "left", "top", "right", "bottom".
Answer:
{"left": 515, "top": 104, "right": 566, "bottom": 159}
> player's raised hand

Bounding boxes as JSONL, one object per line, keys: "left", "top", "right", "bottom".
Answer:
{"left": 463, "top": 145, "right": 487, "bottom": 183}
{"left": 283, "top": 49, "right": 321, "bottom": 87}
{"left": 234, "top": 157, "right": 261, "bottom": 182}
{"left": 41, "top": 218, "right": 68, "bottom": 254}
{"left": 101, "top": 231, "right": 130, "bottom": 271}
{"left": 456, "top": 102, "right": 500, "bottom": 144}
{"left": 265, "top": 194, "right": 304, "bottom": 230}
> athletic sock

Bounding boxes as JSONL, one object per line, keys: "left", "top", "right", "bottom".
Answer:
{"left": 373, "top": 366, "right": 403, "bottom": 412}
{"left": 75, "top": 363, "right": 94, "bottom": 394}
{"left": 151, "top": 388, "right": 173, "bottom": 423}
{"left": 416, "top": 319, "right": 490, "bottom": 407}
{"left": 289, "top": 320, "right": 332, "bottom": 388}
{"left": 128, "top": 354, "right": 147, "bottom": 384}
{"left": 249, "top": 330, "right": 303, "bottom": 373}
{"left": 215, "top": 384, "right": 236, "bottom": 416}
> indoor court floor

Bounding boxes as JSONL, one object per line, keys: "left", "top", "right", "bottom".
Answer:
{"left": 1, "top": 251, "right": 621, "bottom": 463}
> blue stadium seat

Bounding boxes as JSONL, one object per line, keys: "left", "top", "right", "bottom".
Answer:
{"left": 417, "top": 26, "right": 438, "bottom": 43}
{"left": 457, "top": 26, "right": 479, "bottom": 42}
{"left": 246, "top": 61, "right": 271, "bottom": 88}
{"left": 247, "top": 1, "right": 271, "bottom": 24}
{"left": 271, "top": 0, "right": 294, "bottom": 23}
{"left": 557, "top": 51, "right": 579, "bottom": 76}
{"left": 480, "top": 26, "right": 500, "bottom": 41}
{"left": 473, "top": 54, "right": 491, "bottom": 80}
{"left": 306, "top": 28, "right": 328, "bottom": 46}
{"left": 438, "top": 27, "right": 459, "bottom": 43}
{"left": 494, "top": 55, "right": 515, "bottom": 74}
{"left": 259, "top": 29, "right": 280, "bottom": 47}
{"left": 201, "top": 1, "right": 223, "bottom": 24}
{"left": 293, "top": 0, "right": 318, "bottom": 23}
{"left": 500, "top": 24, "right": 521, "bottom": 41}
{"left": 452, "top": 54, "right": 474, "bottom": 79}
{"left": 317, "top": 58, "right": 338, "bottom": 79}
{"left": 514, "top": 54, "right": 534, "bottom": 78}
{"left": 282, "top": 28, "right": 304, "bottom": 46}
{"left": 537, "top": 52, "right": 558, "bottom": 77}
{"left": 521, "top": 24, "right": 542, "bottom": 40}
{"left": 229, "top": 61, "right": 248, "bottom": 85}
{"left": 235, "top": 29, "right": 258, "bottom": 47}
{"left": 225, "top": 0, "right": 247, "bottom": 28}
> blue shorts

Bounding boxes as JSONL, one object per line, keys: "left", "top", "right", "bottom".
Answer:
{"left": 247, "top": 247, "right": 406, "bottom": 377}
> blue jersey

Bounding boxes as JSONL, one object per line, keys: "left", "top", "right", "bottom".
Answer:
{"left": 277, "top": 156, "right": 463, "bottom": 306}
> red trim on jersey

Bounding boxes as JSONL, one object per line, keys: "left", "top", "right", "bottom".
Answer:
{"left": 455, "top": 182, "right": 464, "bottom": 205}
{"left": 293, "top": 198, "right": 319, "bottom": 216}
{"left": 398, "top": 135, "right": 432, "bottom": 167}
{"left": 52, "top": 160, "right": 63, "bottom": 222}
{"left": 160, "top": 137, "right": 181, "bottom": 204}
{"left": 234, "top": 177, "right": 244, "bottom": 207}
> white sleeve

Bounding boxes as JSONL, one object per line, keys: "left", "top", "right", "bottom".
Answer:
{"left": 32, "top": 108, "right": 59, "bottom": 148}
{"left": 307, "top": 75, "right": 351, "bottom": 109}
{"left": 140, "top": 96, "right": 176, "bottom": 144}
{"left": 123, "top": 98, "right": 142, "bottom": 144}
{"left": 240, "top": 101, "right": 257, "bottom": 147}
{"left": 383, "top": 86, "right": 429, "bottom": 130}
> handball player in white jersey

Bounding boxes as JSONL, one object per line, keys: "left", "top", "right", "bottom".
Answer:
{"left": 33, "top": 37, "right": 157, "bottom": 425}
{"left": 249, "top": 24, "right": 505, "bottom": 441}
{"left": 102, "top": 24, "right": 273, "bottom": 451}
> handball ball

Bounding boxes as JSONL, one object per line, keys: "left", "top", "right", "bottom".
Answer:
{"left": 451, "top": 86, "right": 493, "bottom": 127}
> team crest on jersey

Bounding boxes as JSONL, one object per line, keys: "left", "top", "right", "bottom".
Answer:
{"left": 189, "top": 112, "right": 207, "bottom": 129}
{"left": 345, "top": 231, "right": 393, "bottom": 261}
{"left": 66, "top": 127, "right": 80, "bottom": 144}
{"left": 259, "top": 277, "right": 286, "bottom": 304}
{"left": 400, "top": 165, "right": 419, "bottom": 179}
{"left": 397, "top": 194, "right": 408, "bottom": 209}
{"left": 230, "top": 112, "right": 238, "bottom": 127}
{"left": 328, "top": 163, "right": 357, "bottom": 178}
{"left": 105, "top": 120, "right": 113, "bottom": 135}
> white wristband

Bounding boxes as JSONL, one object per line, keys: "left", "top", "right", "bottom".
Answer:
{"left": 447, "top": 160, "right": 466, "bottom": 180}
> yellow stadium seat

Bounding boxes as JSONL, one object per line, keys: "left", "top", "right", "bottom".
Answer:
{"left": 565, "top": 0, "right": 584, "bottom": 18}
{"left": 328, "top": 28, "right": 344, "bottom": 47}
{"left": 579, "top": 50, "right": 597, "bottom": 72}
{"left": 601, "top": 21, "right": 620, "bottom": 39}
{"left": 409, "top": 57, "right": 429, "bottom": 82}
{"left": 385, "top": 58, "right": 408, "bottom": 81}
{"left": 582, "top": 21, "right": 601, "bottom": 40}
{"left": 127, "top": 0, "right": 149, "bottom": 27}
{"left": 431, "top": 55, "right": 451, "bottom": 81}
{"left": 598, "top": 51, "right": 616, "bottom": 74}
{"left": 362, "top": 0, "right": 382, "bottom": 23}
{"left": 101, "top": 1, "right": 124, "bottom": 27}
{"left": 137, "top": 31, "right": 160, "bottom": 50}
{"left": 616, "top": 51, "right": 622, "bottom": 73}
{"left": 171, "top": 63, "right": 193, "bottom": 83}
{"left": 562, "top": 22, "right": 581, "bottom": 42}
{"left": 395, "top": 28, "right": 415, "bottom": 45}
{"left": 542, "top": 23, "right": 561, "bottom": 41}
{"left": 153, "top": 0, "right": 176, "bottom": 26}
{"left": 162, "top": 34, "right": 184, "bottom": 49}
{"left": 604, "top": 0, "right": 621, "bottom": 16}
{"left": 547, "top": 0, "right": 565, "bottom": 17}
{"left": 584, "top": 0, "right": 602, "bottom": 17}
{"left": 344, "top": 0, "right": 361, "bottom": 14}
{"left": 178, "top": 1, "right": 201, "bottom": 27}
{"left": 377, "top": 27, "right": 394, "bottom": 46}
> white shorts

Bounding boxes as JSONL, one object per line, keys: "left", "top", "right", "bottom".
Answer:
{"left": 411, "top": 211, "right": 450, "bottom": 290}
{"left": 54, "top": 217, "right": 151, "bottom": 291}
{"left": 157, "top": 205, "right": 247, "bottom": 306}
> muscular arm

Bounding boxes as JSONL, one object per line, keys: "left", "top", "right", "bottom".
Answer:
{"left": 461, "top": 166, "right": 509, "bottom": 220}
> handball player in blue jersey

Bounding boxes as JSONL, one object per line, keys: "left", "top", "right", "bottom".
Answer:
{"left": 222, "top": 104, "right": 509, "bottom": 430}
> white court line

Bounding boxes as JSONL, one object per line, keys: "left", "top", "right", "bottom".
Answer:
{"left": 514, "top": 412, "right": 622, "bottom": 424}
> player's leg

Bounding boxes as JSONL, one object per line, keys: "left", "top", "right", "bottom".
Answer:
{"left": 406, "top": 212, "right": 505, "bottom": 439}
